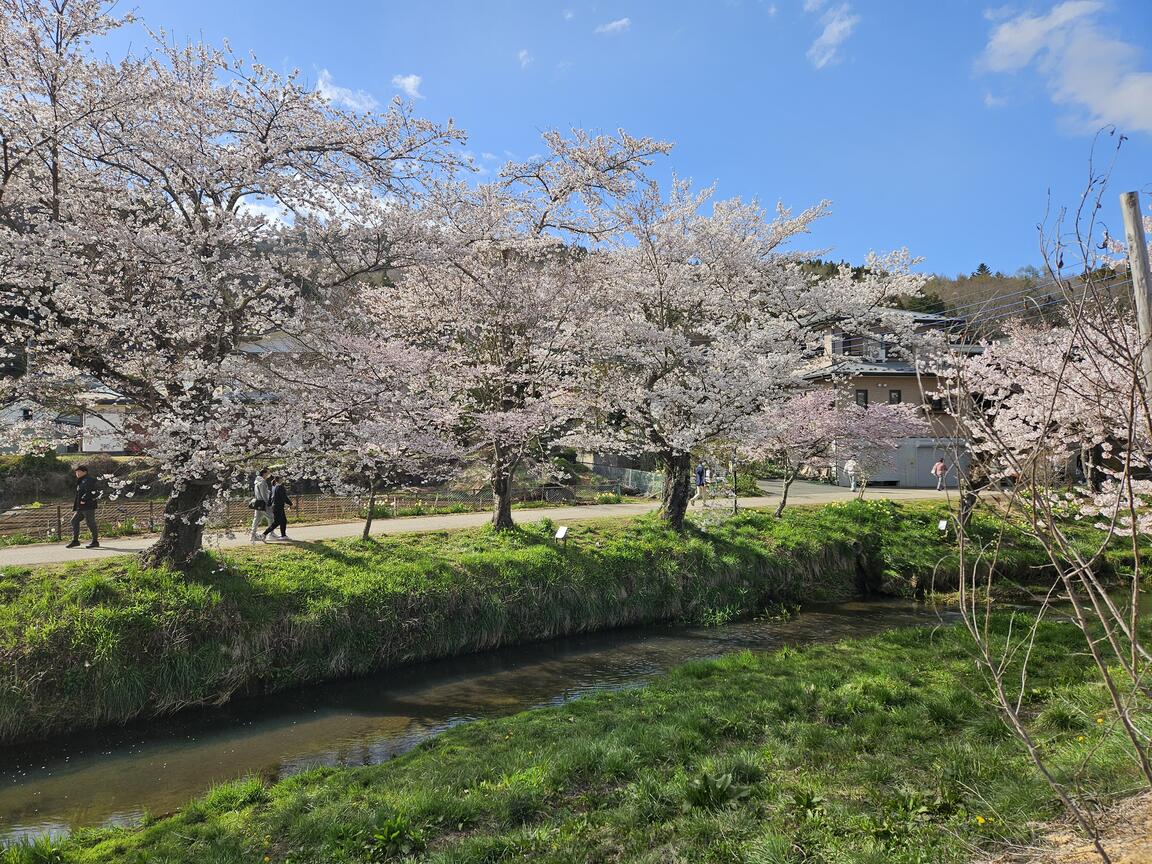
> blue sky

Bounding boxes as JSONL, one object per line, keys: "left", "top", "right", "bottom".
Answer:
{"left": 110, "top": 1, "right": 1151, "bottom": 276}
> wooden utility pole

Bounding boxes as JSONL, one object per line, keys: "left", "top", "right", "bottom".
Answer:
{"left": 1121, "top": 191, "right": 1152, "bottom": 394}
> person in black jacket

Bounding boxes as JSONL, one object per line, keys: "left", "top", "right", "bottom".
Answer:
{"left": 262, "top": 476, "right": 293, "bottom": 540}
{"left": 66, "top": 465, "right": 100, "bottom": 549}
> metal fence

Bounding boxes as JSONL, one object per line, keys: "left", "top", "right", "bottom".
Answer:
{"left": 584, "top": 463, "right": 664, "bottom": 496}
{"left": 0, "top": 483, "right": 624, "bottom": 542}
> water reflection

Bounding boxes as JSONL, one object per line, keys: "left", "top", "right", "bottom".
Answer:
{"left": 0, "top": 600, "right": 956, "bottom": 842}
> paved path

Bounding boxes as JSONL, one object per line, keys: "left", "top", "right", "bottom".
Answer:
{"left": 0, "top": 481, "right": 952, "bottom": 567}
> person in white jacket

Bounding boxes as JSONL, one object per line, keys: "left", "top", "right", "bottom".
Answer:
{"left": 843, "top": 457, "right": 860, "bottom": 492}
{"left": 251, "top": 467, "right": 274, "bottom": 541}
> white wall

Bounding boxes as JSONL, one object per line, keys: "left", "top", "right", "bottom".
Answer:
{"left": 82, "top": 407, "right": 129, "bottom": 453}
{"left": 834, "top": 438, "right": 968, "bottom": 488}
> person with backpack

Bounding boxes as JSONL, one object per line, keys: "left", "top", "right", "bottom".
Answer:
{"left": 250, "top": 467, "right": 274, "bottom": 541}
{"left": 65, "top": 464, "right": 100, "bottom": 549}
{"left": 262, "top": 475, "right": 293, "bottom": 541}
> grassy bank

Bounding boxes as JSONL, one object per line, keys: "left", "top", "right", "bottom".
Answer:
{"left": 24, "top": 617, "right": 1149, "bottom": 864}
{"left": 0, "top": 500, "right": 1099, "bottom": 745}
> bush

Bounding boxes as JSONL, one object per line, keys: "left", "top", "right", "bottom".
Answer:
{"left": 731, "top": 474, "right": 763, "bottom": 496}
{"left": 0, "top": 451, "right": 65, "bottom": 478}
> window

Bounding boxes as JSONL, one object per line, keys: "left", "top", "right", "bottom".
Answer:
{"left": 20, "top": 408, "right": 32, "bottom": 421}
{"left": 855, "top": 389, "right": 869, "bottom": 407}
{"left": 929, "top": 397, "right": 944, "bottom": 412}
{"left": 843, "top": 334, "right": 864, "bottom": 356}
{"left": 888, "top": 389, "right": 902, "bottom": 404}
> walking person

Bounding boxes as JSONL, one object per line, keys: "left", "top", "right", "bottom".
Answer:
{"left": 262, "top": 476, "right": 293, "bottom": 541}
{"left": 932, "top": 457, "right": 949, "bottom": 491}
{"left": 65, "top": 464, "right": 100, "bottom": 549}
{"left": 843, "top": 457, "right": 860, "bottom": 493}
{"left": 690, "top": 461, "right": 708, "bottom": 507}
{"left": 250, "top": 467, "right": 274, "bottom": 541}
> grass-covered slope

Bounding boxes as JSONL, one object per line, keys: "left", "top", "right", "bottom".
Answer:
{"left": 36, "top": 618, "right": 1148, "bottom": 864}
{"left": 0, "top": 501, "right": 1057, "bottom": 745}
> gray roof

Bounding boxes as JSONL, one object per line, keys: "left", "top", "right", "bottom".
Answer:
{"left": 802, "top": 360, "right": 932, "bottom": 380}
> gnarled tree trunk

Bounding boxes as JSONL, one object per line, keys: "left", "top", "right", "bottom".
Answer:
{"left": 141, "top": 481, "right": 214, "bottom": 569}
{"left": 491, "top": 455, "right": 516, "bottom": 531}
{"left": 659, "top": 451, "right": 692, "bottom": 530}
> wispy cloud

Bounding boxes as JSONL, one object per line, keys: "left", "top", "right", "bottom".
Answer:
{"left": 390, "top": 73, "right": 424, "bottom": 99}
{"left": 518, "top": 48, "right": 534, "bottom": 69}
{"left": 315, "top": 69, "right": 378, "bottom": 112}
{"left": 562, "top": 8, "right": 575, "bottom": 20}
{"left": 594, "top": 17, "right": 631, "bottom": 35}
{"left": 981, "top": 1, "right": 1152, "bottom": 134}
{"left": 983, "top": 92, "right": 1008, "bottom": 108}
{"left": 806, "top": 3, "right": 860, "bottom": 69}
{"left": 766, "top": 4, "right": 779, "bottom": 16}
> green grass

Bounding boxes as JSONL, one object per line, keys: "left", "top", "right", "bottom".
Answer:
{"left": 0, "top": 500, "right": 1129, "bottom": 746}
{"left": 0, "top": 504, "right": 1133, "bottom": 746}
{"left": 26, "top": 617, "right": 1149, "bottom": 864}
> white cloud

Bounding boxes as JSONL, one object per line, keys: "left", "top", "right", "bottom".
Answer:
{"left": 595, "top": 17, "right": 631, "bottom": 35}
{"left": 802, "top": 0, "right": 826, "bottom": 10}
{"left": 982, "top": 1, "right": 1152, "bottom": 135}
{"left": 766, "top": 4, "right": 779, "bottom": 16}
{"left": 806, "top": 4, "right": 860, "bottom": 69}
{"left": 982, "top": 5, "right": 1016, "bottom": 22}
{"left": 518, "top": 48, "right": 534, "bottom": 69}
{"left": 983, "top": 1, "right": 1101, "bottom": 70}
{"left": 481, "top": 152, "right": 497, "bottom": 161}
{"left": 391, "top": 73, "right": 424, "bottom": 99}
{"left": 984, "top": 92, "right": 1008, "bottom": 108}
{"left": 237, "top": 198, "right": 290, "bottom": 226}
{"left": 562, "top": 8, "right": 575, "bottom": 20}
{"left": 315, "top": 69, "right": 379, "bottom": 112}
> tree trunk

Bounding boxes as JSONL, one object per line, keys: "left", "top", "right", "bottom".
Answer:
{"left": 141, "top": 482, "right": 214, "bottom": 569}
{"left": 491, "top": 461, "right": 515, "bottom": 531}
{"left": 362, "top": 482, "right": 377, "bottom": 541}
{"left": 660, "top": 452, "right": 692, "bottom": 530}
{"left": 774, "top": 472, "right": 796, "bottom": 518}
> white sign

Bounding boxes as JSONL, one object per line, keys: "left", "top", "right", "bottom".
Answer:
{"left": 555, "top": 526, "right": 569, "bottom": 540}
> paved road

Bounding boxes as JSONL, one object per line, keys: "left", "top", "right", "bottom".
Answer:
{"left": 0, "top": 481, "right": 952, "bottom": 567}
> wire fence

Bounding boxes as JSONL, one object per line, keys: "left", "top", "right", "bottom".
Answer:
{"left": 581, "top": 462, "right": 664, "bottom": 496}
{"left": 0, "top": 483, "right": 625, "bottom": 542}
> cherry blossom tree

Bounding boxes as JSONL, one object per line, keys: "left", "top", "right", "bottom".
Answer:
{"left": 743, "top": 390, "right": 929, "bottom": 515}
{"left": 939, "top": 165, "right": 1152, "bottom": 857}
{"left": 0, "top": 0, "right": 463, "bottom": 566}
{"left": 583, "top": 178, "right": 924, "bottom": 529}
{"left": 269, "top": 330, "right": 460, "bottom": 540}
{"left": 365, "top": 130, "right": 671, "bottom": 529}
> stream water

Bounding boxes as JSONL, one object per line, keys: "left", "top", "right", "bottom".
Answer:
{"left": 0, "top": 599, "right": 957, "bottom": 843}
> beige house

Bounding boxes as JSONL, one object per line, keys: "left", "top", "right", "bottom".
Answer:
{"left": 803, "top": 311, "right": 976, "bottom": 488}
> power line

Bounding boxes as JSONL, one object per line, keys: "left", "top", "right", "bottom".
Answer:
{"left": 964, "top": 277, "right": 1134, "bottom": 327}
{"left": 948, "top": 274, "right": 1131, "bottom": 322}
{"left": 942, "top": 268, "right": 1129, "bottom": 318}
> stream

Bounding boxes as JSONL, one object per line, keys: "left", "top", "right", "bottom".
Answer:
{"left": 0, "top": 599, "right": 957, "bottom": 843}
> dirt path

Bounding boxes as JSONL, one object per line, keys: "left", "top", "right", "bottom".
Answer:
{"left": 984, "top": 792, "right": 1152, "bottom": 864}
{"left": 0, "top": 481, "right": 951, "bottom": 567}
